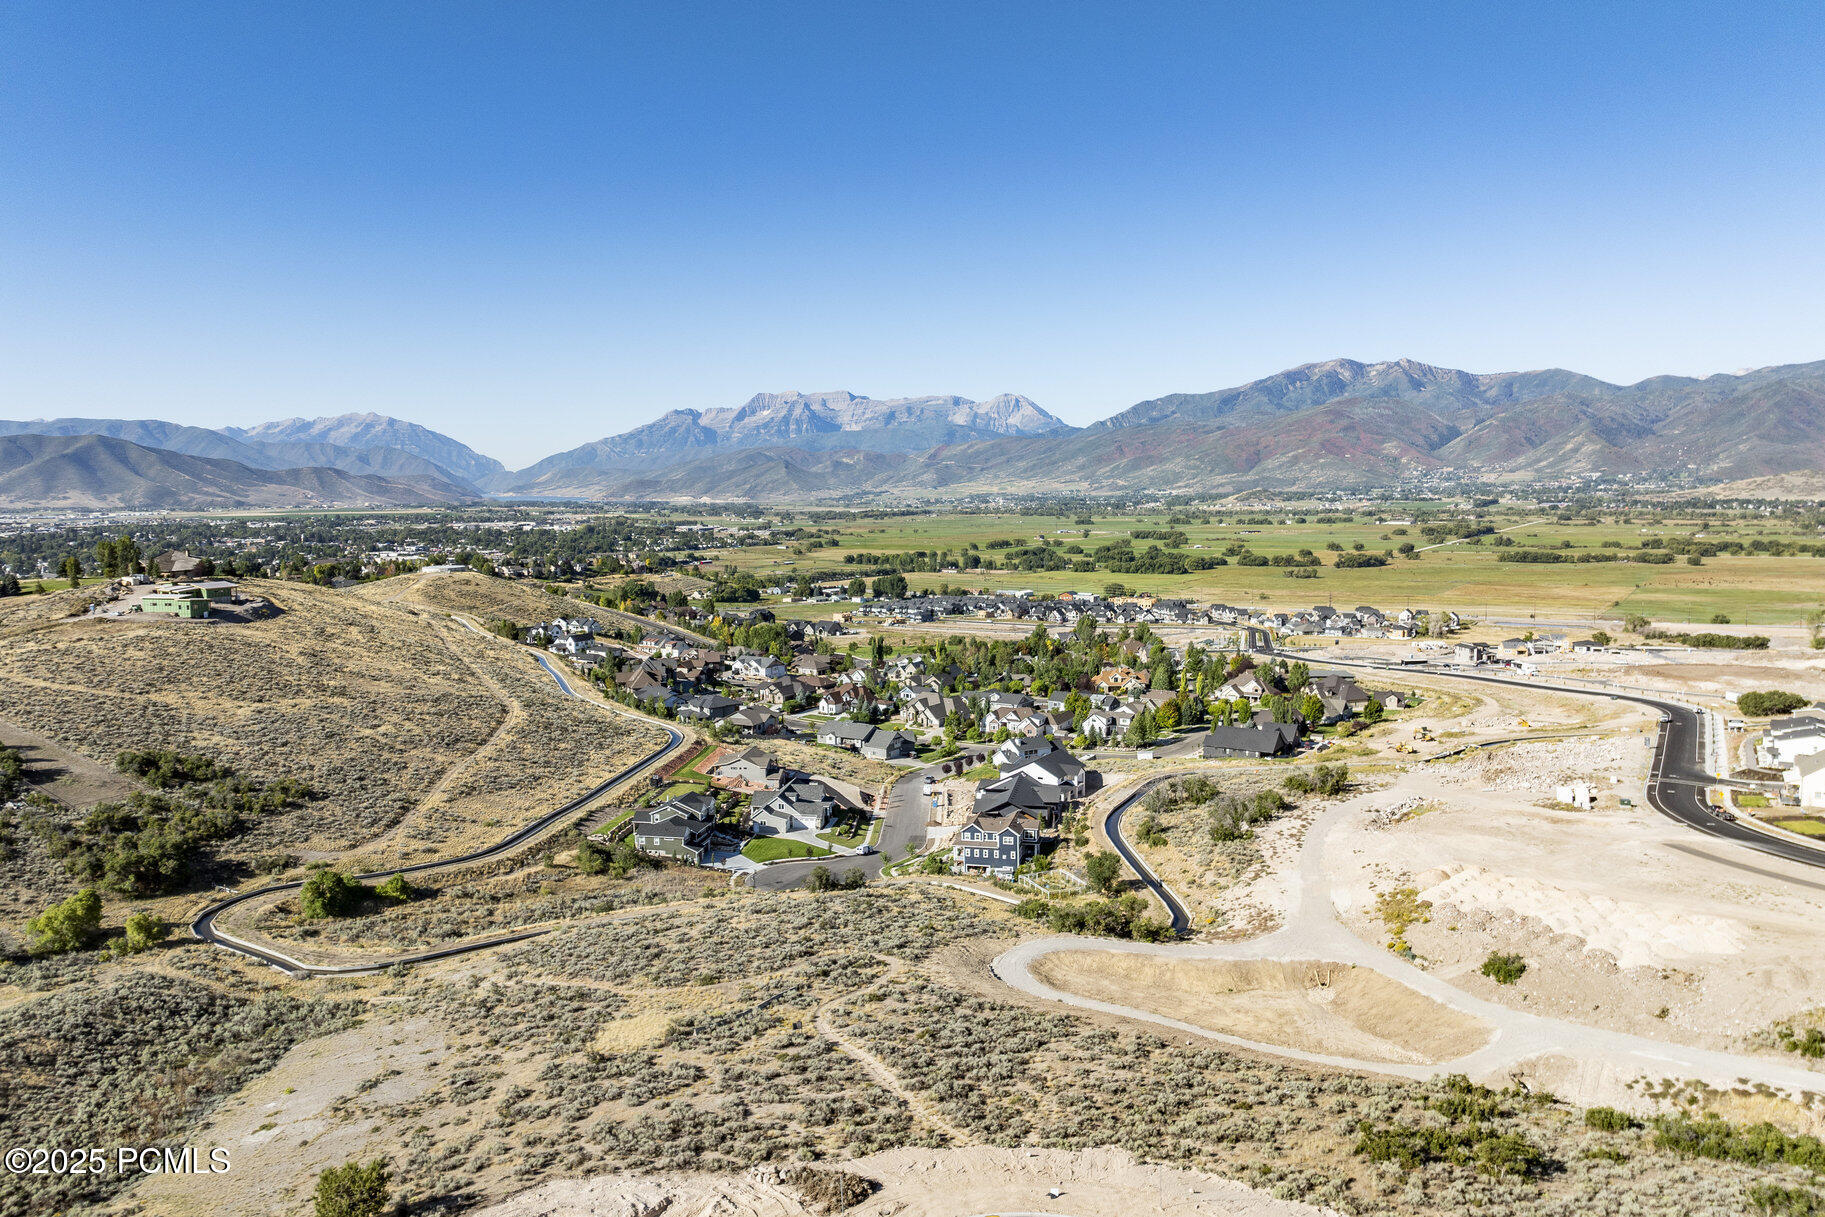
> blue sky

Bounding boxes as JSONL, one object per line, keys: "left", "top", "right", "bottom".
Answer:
{"left": 3, "top": 2, "right": 1823, "bottom": 467}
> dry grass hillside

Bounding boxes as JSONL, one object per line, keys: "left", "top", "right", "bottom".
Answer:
{"left": 359, "top": 570, "right": 584, "bottom": 626}
{"left": 0, "top": 578, "right": 668, "bottom": 905}
{"left": 10, "top": 883, "right": 1802, "bottom": 1217}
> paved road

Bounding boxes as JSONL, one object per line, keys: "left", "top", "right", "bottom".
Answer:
{"left": 191, "top": 646, "right": 686, "bottom": 975}
{"left": 1333, "top": 659, "right": 1825, "bottom": 872}
{"left": 1000, "top": 790, "right": 1825, "bottom": 1096}
{"left": 1100, "top": 777, "right": 1191, "bottom": 934}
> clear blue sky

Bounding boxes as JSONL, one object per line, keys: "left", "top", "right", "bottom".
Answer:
{"left": 3, "top": 2, "right": 1822, "bottom": 467}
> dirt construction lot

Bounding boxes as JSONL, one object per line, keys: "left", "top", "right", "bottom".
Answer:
{"left": 1031, "top": 952, "right": 1492, "bottom": 1065}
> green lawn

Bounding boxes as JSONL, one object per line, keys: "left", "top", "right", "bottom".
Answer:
{"left": 1769, "top": 817, "right": 1825, "bottom": 837}
{"left": 675, "top": 743, "right": 721, "bottom": 782}
{"left": 817, "top": 816, "right": 874, "bottom": 848}
{"left": 741, "top": 837, "right": 833, "bottom": 862}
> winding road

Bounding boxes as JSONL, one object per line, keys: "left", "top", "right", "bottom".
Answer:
{"left": 1005, "top": 654, "right": 1825, "bottom": 1096}
{"left": 190, "top": 642, "right": 686, "bottom": 976}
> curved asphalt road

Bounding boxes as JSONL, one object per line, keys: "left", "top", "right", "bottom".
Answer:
{"left": 1099, "top": 658, "right": 1825, "bottom": 938}
{"left": 1349, "top": 661, "right": 1825, "bottom": 871}
{"left": 191, "top": 649, "right": 686, "bottom": 976}
{"left": 1100, "top": 777, "right": 1192, "bottom": 934}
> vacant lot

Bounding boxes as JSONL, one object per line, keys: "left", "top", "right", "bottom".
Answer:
{"left": 1030, "top": 952, "right": 1491, "bottom": 1065}
{"left": 359, "top": 570, "right": 582, "bottom": 625}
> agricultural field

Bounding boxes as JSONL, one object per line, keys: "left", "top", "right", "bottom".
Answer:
{"left": 702, "top": 507, "right": 1825, "bottom": 626}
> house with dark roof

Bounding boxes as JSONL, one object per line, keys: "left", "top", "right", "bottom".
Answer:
{"left": 1201, "top": 724, "right": 1297, "bottom": 759}
{"left": 711, "top": 746, "right": 780, "bottom": 787}
{"left": 954, "top": 807, "right": 1045, "bottom": 879}
{"left": 623, "top": 792, "right": 719, "bottom": 864}
{"left": 750, "top": 776, "right": 838, "bottom": 834}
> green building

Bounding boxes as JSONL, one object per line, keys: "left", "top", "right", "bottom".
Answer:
{"left": 140, "top": 589, "right": 212, "bottom": 618}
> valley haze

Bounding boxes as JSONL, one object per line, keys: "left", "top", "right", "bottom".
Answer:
{"left": 4, "top": 356, "right": 1824, "bottom": 508}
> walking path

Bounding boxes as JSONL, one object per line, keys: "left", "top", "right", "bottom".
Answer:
{"left": 994, "top": 791, "right": 1825, "bottom": 1097}
{"left": 814, "top": 958, "right": 973, "bottom": 1145}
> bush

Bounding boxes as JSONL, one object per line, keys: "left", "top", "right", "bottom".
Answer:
{"left": 1083, "top": 850, "right": 1122, "bottom": 894}
{"left": 374, "top": 873, "right": 415, "bottom": 903}
{"left": 26, "top": 888, "right": 103, "bottom": 955}
{"left": 300, "top": 869, "right": 366, "bottom": 919}
{"left": 1739, "top": 690, "right": 1809, "bottom": 717}
{"left": 1481, "top": 951, "right": 1527, "bottom": 984}
{"left": 1585, "top": 1105, "right": 1639, "bottom": 1131}
{"left": 120, "top": 911, "right": 170, "bottom": 954}
{"left": 1653, "top": 1115, "right": 1825, "bottom": 1172}
{"left": 1332, "top": 552, "right": 1388, "bottom": 568}
{"left": 1749, "top": 1183, "right": 1825, "bottom": 1216}
{"left": 314, "top": 1158, "right": 391, "bottom": 1217}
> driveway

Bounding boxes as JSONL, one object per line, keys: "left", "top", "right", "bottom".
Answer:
{"left": 749, "top": 760, "right": 940, "bottom": 890}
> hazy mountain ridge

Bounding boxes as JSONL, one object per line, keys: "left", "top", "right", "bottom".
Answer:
{"left": 0, "top": 414, "right": 496, "bottom": 489}
{"left": 534, "top": 358, "right": 1825, "bottom": 499}
{"left": 225, "top": 412, "right": 507, "bottom": 483}
{"left": 0, "top": 434, "right": 477, "bottom": 510}
{"left": 509, "top": 390, "right": 1067, "bottom": 484}
{"left": 5, "top": 358, "right": 1822, "bottom": 506}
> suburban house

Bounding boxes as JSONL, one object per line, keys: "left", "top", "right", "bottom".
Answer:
{"left": 1217, "top": 671, "right": 1284, "bottom": 703}
{"left": 625, "top": 792, "right": 720, "bottom": 864}
{"left": 750, "top": 776, "right": 839, "bottom": 834}
{"left": 859, "top": 728, "right": 916, "bottom": 761}
{"left": 726, "top": 704, "right": 780, "bottom": 734}
{"left": 1304, "top": 673, "right": 1371, "bottom": 716}
{"left": 1796, "top": 750, "right": 1825, "bottom": 809}
{"left": 730, "top": 653, "right": 787, "bottom": 681}
{"left": 1201, "top": 724, "right": 1297, "bottom": 759}
{"left": 954, "top": 808, "right": 1045, "bottom": 879}
{"left": 710, "top": 746, "right": 780, "bottom": 788}
{"left": 999, "top": 748, "right": 1088, "bottom": 796}
{"left": 1759, "top": 715, "right": 1825, "bottom": 770}
{"left": 993, "top": 735, "right": 1055, "bottom": 768}
{"left": 817, "top": 720, "right": 914, "bottom": 760}
{"left": 676, "top": 693, "right": 742, "bottom": 722}
{"left": 816, "top": 720, "right": 877, "bottom": 750}
{"left": 152, "top": 550, "right": 207, "bottom": 578}
{"left": 973, "top": 771, "right": 1069, "bottom": 826}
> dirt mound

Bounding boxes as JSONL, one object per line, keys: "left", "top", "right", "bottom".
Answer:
{"left": 1030, "top": 952, "right": 1491, "bottom": 1064}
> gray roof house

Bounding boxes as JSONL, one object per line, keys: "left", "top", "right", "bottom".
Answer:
{"left": 955, "top": 808, "right": 1044, "bottom": 880}
{"left": 625, "top": 792, "right": 719, "bottom": 864}
{"left": 750, "top": 777, "right": 838, "bottom": 835}
{"left": 1201, "top": 724, "right": 1297, "bottom": 759}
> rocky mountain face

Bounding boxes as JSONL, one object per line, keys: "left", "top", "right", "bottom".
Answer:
{"left": 507, "top": 391, "right": 1066, "bottom": 489}
{"left": 530, "top": 358, "right": 1825, "bottom": 500}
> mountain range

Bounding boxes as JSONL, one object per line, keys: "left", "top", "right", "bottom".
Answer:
{"left": 2, "top": 358, "right": 1822, "bottom": 506}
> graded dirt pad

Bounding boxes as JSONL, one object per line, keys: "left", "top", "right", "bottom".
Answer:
{"left": 1029, "top": 951, "right": 1491, "bottom": 1065}
{"left": 472, "top": 1146, "right": 1326, "bottom": 1217}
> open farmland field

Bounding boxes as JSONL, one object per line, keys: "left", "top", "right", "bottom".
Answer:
{"left": 704, "top": 508, "right": 1825, "bottom": 625}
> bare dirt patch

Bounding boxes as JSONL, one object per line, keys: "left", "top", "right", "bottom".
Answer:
{"left": 474, "top": 1145, "right": 1327, "bottom": 1217}
{"left": 1030, "top": 951, "right": 1492, "bottom": 1065}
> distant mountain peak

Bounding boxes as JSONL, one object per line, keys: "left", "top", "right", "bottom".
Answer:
{"left": 509, "top": 389, "right": 1067, "bottom": 483}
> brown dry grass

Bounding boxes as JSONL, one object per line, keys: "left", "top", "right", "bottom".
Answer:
{"left": 1029, "top": 951, "right": 1492, "bottom": 1064}
{"left": 0, "top": 577, "right": 667, "bottom": 907}
{"left": 357, "top": 570, "right": 582, "bottom": 625}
